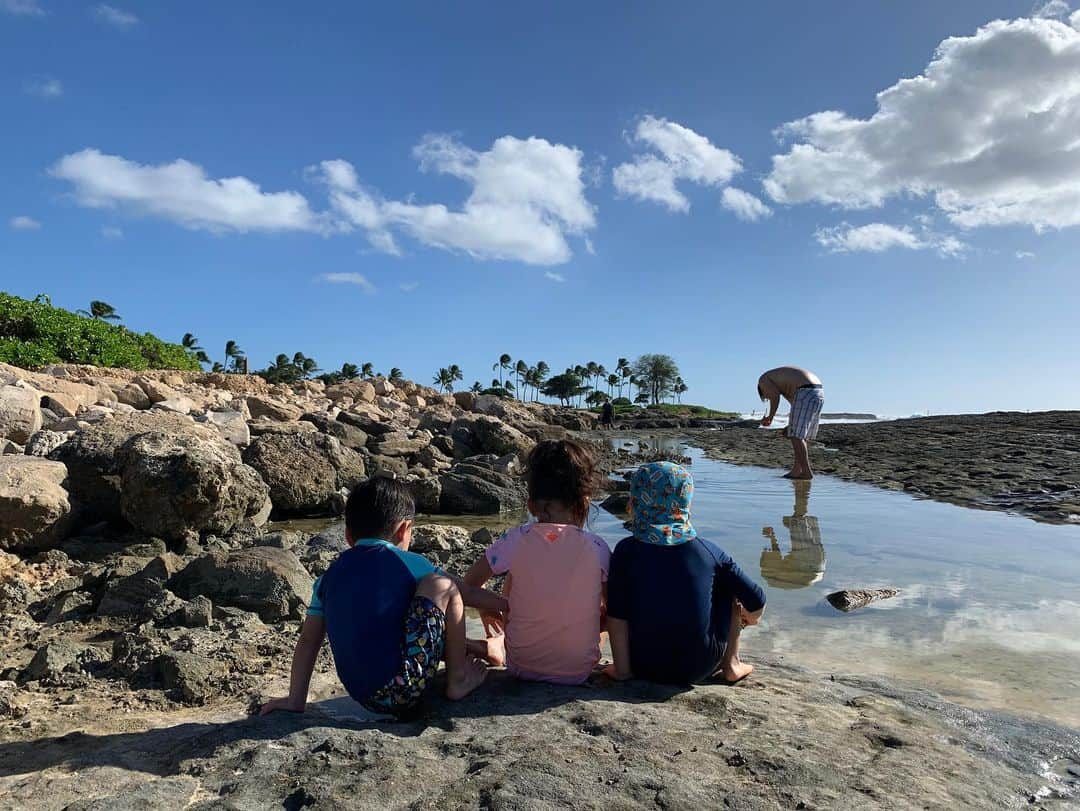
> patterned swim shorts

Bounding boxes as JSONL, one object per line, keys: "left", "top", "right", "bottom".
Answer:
{"left": 362, "top": 596, "right": 446, "bottom": 714}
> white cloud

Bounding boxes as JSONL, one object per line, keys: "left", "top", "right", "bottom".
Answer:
{"left": 765, "top": 15, "right": 1080, "bottom": 234}
{"left": 9, "top": 215, "right": 42, "bottom": 230}
{"left": 320, "top": 272, "right": 375, "bottom": 293}
{"left": 50, "top": 149, "right": 324, "bottom": 233}
{"left": 720, "top": 187, "right": 772, "bottom": 222}
{"left": 51, "top": 134, "right": 596, "bottom": 265}
{"left": 544, "top": 271, "right": 565, "bottom": 282}
{"left": 93, "top": 3, "right": 137, "bottom": 27}
{"left": 814, "top": 222, "right": 967, "bottom": 257}
{"left": 0, "top": 0, "right": 45, "bottom": 16}
{"left": 315, "top": 133, "right": 596, "bottom": 265}
{"left": 24, "top": 76, "right": 62, "bottom": 98}
{"left": 613, "top": 116, "right": 741, "bottom": 212}
{"left": 1034, "top": 0, "right": 1071, "bottom": 19}
{"left": 815, "top": 223, "right": 924, "bottom": 253}
{"left": 399, "top": 281, "right": 419, "bottom": 293}
{"left": 100, "top": 226, "right": 123, "bottom": 239}
{"left": 1016, "top": 250, "right": 1036, "bottom": 259}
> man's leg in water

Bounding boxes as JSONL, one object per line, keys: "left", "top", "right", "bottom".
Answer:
{"left": 415, "top": 574, "right": 487, "bottom": 700}
{"left": 789, "top": 437, "right": 813, "bottom": 479}
{"left": 716, "top": 598, "right": 754, "bottom": 683}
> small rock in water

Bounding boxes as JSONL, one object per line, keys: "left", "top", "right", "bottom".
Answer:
{"left": 826, "top": 588, "right": 900, "bottom": 612}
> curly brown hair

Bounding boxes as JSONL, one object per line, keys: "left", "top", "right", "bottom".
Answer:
{"left": 525, "top": 439, "right": 600, "bottom": 524}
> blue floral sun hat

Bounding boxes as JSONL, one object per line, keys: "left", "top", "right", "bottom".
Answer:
{"left": 629, "top": 461, "right": 698, "bottom": 546}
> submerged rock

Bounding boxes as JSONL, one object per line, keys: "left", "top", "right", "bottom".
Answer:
{"left": 827, "top": 588, "right": 901, "bottom": 612}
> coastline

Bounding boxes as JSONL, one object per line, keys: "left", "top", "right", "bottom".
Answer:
{"left": 668, "top": 411, "right": 1080, "bottom": 525}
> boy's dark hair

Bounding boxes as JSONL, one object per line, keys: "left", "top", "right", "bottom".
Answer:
{"left": 525, "top": 439, "right": 599, "bottom": 522}
{"left": 345, "top": 477, "right": 416, "bottom": 540}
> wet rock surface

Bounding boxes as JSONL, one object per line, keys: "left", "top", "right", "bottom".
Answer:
{"left": 827, "top": 588, "right": 901, "bottom": 612}
{"left": 688, "top": 411, "right": 1080, "bottom": 524}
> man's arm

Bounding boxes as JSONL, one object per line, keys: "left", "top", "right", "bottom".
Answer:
{"left": 761, "top": 391, "right": 780, "bottom": 426}
{"left": 604, "top": 617, "right": 633, "bottom": 680}
{"left": 260, "top": 615, "right": 326, "bottom": 715}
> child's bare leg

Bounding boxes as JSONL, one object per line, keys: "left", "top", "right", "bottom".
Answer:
{"left": 716, "top": 598, "right": 753, "bottom": 684}
{"left": 789, "top": 437, "right": 813, "bottom": 479}
{"left": 415, "top": 574, "right": 487, "bottom": 700}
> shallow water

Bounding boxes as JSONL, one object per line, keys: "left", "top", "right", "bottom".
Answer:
{"left": 596, "top": 440, "right": 1080, "bottom": 727}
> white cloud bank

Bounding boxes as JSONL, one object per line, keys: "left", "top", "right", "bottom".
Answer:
{"left": 93, "top": 4, "right": 137, "bottom": 27}
{"left": 50, "top": 149, "right": 323, "bottom": 233}
{"left": 24, "top": 76, "right": 62, "bottom": 98}
{"left": 613, "top": 115, "right": 770, "bottom": 222}
{"left": 1, "top": 0, "right": 45, "bottom": 16}
{"left": 10, "top": 215, "right": 42, "bottom": 230}
{"left": 320, "top": 272, "right": 375, "bottom": 293}
{"left": 815, "top": 222, "right": 966, "bottom": 257}
{"left": 51, "top": 134, "right": 596, "bottom": 266}
{"left": 765, "top": 14, "right": 1080, "bottom": 233}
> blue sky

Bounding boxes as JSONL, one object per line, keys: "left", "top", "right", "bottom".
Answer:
{"left": 3, "top": 1, "right": 1079, "bottom": 415}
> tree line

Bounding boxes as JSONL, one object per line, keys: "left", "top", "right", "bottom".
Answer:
{"left": 76, "top": 300, "right": 689, "bottom": 406}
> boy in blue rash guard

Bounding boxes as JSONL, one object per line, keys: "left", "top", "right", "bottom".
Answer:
{"left": 605, "top": 462, "right": 766, "bottom": 685}
{"left": 260, "top": 478, "right": 506, "bottom": 716}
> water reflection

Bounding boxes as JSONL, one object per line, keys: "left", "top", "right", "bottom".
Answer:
{"left": 759, "top": 480, "right": 826, "bottom": 589}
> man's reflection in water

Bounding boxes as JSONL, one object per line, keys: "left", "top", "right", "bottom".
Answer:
{"left": 760, "top": 480, "right": 826, "bottom": 589}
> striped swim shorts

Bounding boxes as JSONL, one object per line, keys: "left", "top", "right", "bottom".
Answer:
{"left": 788, "top": 385, "right": 824, "bottom": 440}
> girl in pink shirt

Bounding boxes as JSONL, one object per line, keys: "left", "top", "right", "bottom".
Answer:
{"left": 464, "top": 439, "right": 609, "bottom": 685}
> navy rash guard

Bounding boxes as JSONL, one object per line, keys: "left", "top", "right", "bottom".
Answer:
{"left": 310, "top": 539, "right": 441, "bottom": 703}
{"left": 606, "top": 536, "right": 766, "bottom": 685}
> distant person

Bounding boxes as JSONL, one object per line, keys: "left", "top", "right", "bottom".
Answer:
{"left": 760, "top": 480, "right": 825, "bottom": 589}
{"left": 260, "top": 478, "right": 505, "bottom": 717}
{"left": 757, "top": 366, "right": 824, "bottom": 480}
{"left": 601, "top": 400, "right": 615, "bottom": 429}
{"left": 463, "top": 439, "right": 609, "bottom": 684}
{"left": 604, "top": 462, "right": 766, "bottom": 685}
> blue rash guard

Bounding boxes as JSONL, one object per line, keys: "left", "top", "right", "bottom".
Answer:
{"left": 308, "top": 539, "right": 442, "bottom": 703}
{"left": 606, "top": 536, "right": 766, "bottom": 685}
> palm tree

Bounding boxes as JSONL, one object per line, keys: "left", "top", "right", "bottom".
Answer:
{"left": 606, "top": 373, "right": 620, "bottom": 398}
{"left": 182, "top": 333, "right": 203, "bottom": 353}
{"left": 675, "top": 377, "right": 688, "bottom": 403}
{"left": 534, "top": 361, "right": 550, "bottom": 402}
{"left": 224, "top": 340, "right": 244, "bottom": 373}
{"left": 470, "top": 381, "right": 484, "bottom": 394}
{"left": 595, "top": 364, "right": 607, "bottom": 393}
{"left": 514, "top": 360, "right": 528, "bottom": 401}
{"left": 78, "top": 300, "right": 120, "bottom": 321}
{"left": 361, "top": 362, "right": 375, "bottom": 380}
{"left": 300, "top": 356, "right": 320, "bottom": 378}
{"left": 340, "top": 363, "right": 360, "bottom": 380}
{"left": 211, "top": 361, "right": 225, "bottom": 373}
{"left": 492, "top": 353, "right": 512, "bottom": 386}
{"left": 448, "top": 364, "right": 464, "bottom": 387}
{"left": 389, "top": 367, "right": 404, "bottom": 382}
{"left": 433, "top": 367, "right": 457, "bottom": 394}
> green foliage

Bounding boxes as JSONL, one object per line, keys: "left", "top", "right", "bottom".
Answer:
{"left": 479, "top": 386, "right": 513, "bottom": 399}
{"left": 0, "top": 292, "right": 200, "bottom": 371}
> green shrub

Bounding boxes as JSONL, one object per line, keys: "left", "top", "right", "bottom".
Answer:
{"left": 0, "top": 292, "right": 200, "bottom": 371}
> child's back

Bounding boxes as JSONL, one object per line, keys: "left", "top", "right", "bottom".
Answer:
{"left": 487, "top": 522, "right": 609, "bottom": 683}
{"left": 608, "top": 535, "right": 759, "bottom": 684}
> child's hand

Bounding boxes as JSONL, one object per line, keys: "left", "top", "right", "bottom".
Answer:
{"left": 480, "top": 610, "right": 505, "bottom": 637}
{"left": 259, "top": 696, "right": 305, "bottom": 715}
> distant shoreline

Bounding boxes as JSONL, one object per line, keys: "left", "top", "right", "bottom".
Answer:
{"left": 679, "top": 410, "right": 1080, "bottom": 524}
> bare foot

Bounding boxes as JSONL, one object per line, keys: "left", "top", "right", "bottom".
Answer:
{"left": 719, "top": 657, "right": 754, "bottom": 685}
{"left": 446, "top": 656, "right": 488, "bottom": 700}
{"left": 466, "top": 634, "right": 506, "bottom": 667}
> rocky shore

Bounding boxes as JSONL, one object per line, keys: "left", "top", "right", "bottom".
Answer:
{"left": 1, "top": 366, "right": 1078, "bottom": 807}
{"left": 685, "top": 411, "right": 1080, "bottom": 524}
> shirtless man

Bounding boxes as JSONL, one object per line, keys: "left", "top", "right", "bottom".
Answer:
{"left": 757, "top": 367, "right": 824, "bottom": 480}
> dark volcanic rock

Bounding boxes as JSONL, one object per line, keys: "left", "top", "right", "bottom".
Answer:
{"left": 118, "top": 431, "right": 270, "bottom": 542}
{"left": 170, "top": 546, "right": 314, "bottom": 622}
{"left": 300, "top": 413, "right": 368, "bottom": 451}
{"left": 336, "top": 410, "right": 395, "bottom": 436}
{"left": 439, "top": 466, "right": 526, "bottom": 514}
{"left": 243, "top": 432, "right": 365, "bottom": 516}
